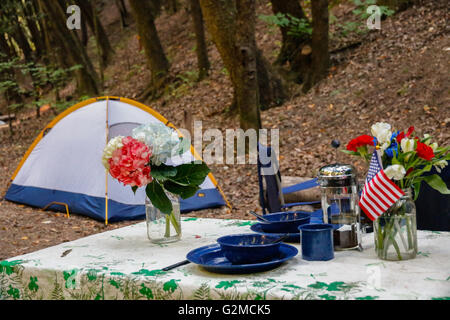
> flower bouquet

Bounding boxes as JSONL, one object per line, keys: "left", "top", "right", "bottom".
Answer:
{"left": 102, "top": 122, "right": 210, "bottom": 243}
{"left": 344, "top": 122, "right": 450, "bottom": 260}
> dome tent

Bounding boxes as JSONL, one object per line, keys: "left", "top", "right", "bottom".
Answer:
{"left": 5, "top": 97, "right": 229, "bottom": 223}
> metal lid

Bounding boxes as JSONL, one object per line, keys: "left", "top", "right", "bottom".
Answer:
{"left": 317, "top": 163, "right": 357, "bottom": 187}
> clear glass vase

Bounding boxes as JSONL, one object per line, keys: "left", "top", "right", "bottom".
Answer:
{"left": 145, "top": 192, "right": 181, "bottom": 244}
{"left": 373, "top": 188, "right": 417, "bottom": 261}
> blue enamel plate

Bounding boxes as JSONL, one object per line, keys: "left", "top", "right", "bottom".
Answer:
{"left": 250, "top": 223, "right": 300, "bottom": 243}
{"left": 186, "top": 243, "right": 298, "bottom": 274}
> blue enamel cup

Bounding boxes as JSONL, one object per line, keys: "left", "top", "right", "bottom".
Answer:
{"left": 298, "top": 224, "right": 334, "bottom": 261}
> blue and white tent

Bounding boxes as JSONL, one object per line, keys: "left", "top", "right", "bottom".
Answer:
{"left": 5, "top": 97, "right": 229, "bottom": 223}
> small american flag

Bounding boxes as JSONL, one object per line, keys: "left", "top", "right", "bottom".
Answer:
{"left": 359, "top": 150, "right": 405, "bottom": 221}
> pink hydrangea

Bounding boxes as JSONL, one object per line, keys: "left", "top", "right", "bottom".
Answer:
{"left": 108, "top": 136, "right": 153, "bottom": 187}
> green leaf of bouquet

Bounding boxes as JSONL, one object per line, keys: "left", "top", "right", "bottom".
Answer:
{"left": 412, "top": 181, "right": 422, "bottom": 201}
{"left": 340, "top": 150, "right": 360, "bottom": 156}
{"left": 423, "top": 174, "right": 450, "bottom": 195}
{"left": 131, "top": 186, "right": 138, "bottom": 194}
{"left": 145, "top": 181, "right": 173, "bottom": 214}
{"left": 167, "top": 162, "right": 210, "bottom": 187}
{"left": 163, "top": 180, "right": 200, "bottom": 199}
{"left": 150, "top": 164, "right": 177, "bottom": 182}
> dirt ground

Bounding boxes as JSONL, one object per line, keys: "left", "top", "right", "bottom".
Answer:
{"left": 0, "top": 0, "right": 449, "bottom": 260}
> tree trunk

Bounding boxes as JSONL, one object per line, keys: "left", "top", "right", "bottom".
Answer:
{"left": 11, "top": 14, "right": 33, "bottom": 61}
{"left": 199, "top": 0, "right": 285, "bottom": 118}
{"left": 189, "top": 0, "right": 210, "bottom": 80}
{"left": 129, "top": 0, "right": 170, "bottom": 99}
{"left": 76, "top": 0, "right": 114, "bottom": 66}
{"left": 302, "top": 0, "right": 329, "bottom": 93}
{"left": 164, "top": 0, "right": 178, "bottom": 15}
{"left": 115, "top": 0, "right": 129, "bottom": 28}
{"left": 0, "top": 34, "right": 21, "bottom": 136}
{"left": 21, "top": 0, "right": 45, "bottom": 58}
{"left": 235, "top": 0, "right": 261, "bottom": 131}
{"left": 270, "top": 0, "right": 310, "bottom": 67}
{"left": 40, "top": 0, "right": 99, "bottom": 96}
{"left": 80, "top": 11, "right": 88, "bottom": 46}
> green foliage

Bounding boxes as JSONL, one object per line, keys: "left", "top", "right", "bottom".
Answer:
{"left": 332, "top": 0, "right": 395, "bottom": 37}
{"left": 0, "top": 52, "right": 82, "bottom": 116}
{"left": 165, "top": 70, "right": 199, "bottom": 98}
{"left": 258, "top": 13, "right": 312, "bottom": 38}
{"left": 145, "top": 161, "right": 210, "bottom": 214}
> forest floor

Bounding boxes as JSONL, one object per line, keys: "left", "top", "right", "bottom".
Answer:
{"left": 0, "top": 0, "right": 449, "bottom": 260}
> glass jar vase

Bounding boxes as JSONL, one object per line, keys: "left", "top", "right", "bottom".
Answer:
{"left": 145, "top": 192, "right": 181, "bottom": 244}
{"left": 373, "top": 188, "right": 417, "bottom": 261}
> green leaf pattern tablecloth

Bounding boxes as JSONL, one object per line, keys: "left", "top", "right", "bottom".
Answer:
{"left": 1, "top": 218, "right": 449, "bottom": 300}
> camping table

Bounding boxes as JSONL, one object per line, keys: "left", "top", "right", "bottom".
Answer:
{"left": 1, "top": 217, "right": 449, "bottom": 300}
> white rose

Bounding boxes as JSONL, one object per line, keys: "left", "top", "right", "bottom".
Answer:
{"left": 371, "top": 122, "right": 392, "bottom": 145}
{"left": 102, "top": 136, "right": 124, "bottom": 169}
{"left": 400, "top": 138, "right": 415, "bottom": 153}
{"left": 384, "top": 164, "right": 406, "bottom": 181}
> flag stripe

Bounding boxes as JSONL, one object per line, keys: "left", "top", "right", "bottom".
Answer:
{"left": 360, "top": 198, "right": 379, "bottom": 221}
{"left": 373, "top": 175, "right": 398, "bottom": 203}
{"left": 379, "top": 170, "right": 404, "bottom": 197}
{"left": 367, "top": 179, "right": 391, "bottom": 210}
{"left": 364, "top": 187, "right": 388, "bottom": 212}
{"left": 360, "top": 183, "right": 381, "bottom": 220}
{"left": 359, "top": 197, "right": 378, "bottom": 221}
{"left": 359, "top": 150, "right": 404, "bottom": 221}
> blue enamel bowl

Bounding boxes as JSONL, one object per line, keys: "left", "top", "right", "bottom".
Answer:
{"left": 216, "top": 233, "right": 282, "bottom": 265}
{"left": 259, "top": 211, "right": 311, "bottom": 233}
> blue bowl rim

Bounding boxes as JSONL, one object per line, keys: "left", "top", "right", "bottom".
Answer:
{"left": 217, "top": 233, "right": 281, "bottom": 248}
{"left": 298, "top": 223, "right": 334, "bottom": 232}
{"left": 262, "top": 211, "right": 311, "bottom": 222}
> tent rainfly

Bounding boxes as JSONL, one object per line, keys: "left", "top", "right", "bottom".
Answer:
{"left": 5, "top": 97, "right": 229, "bottom": 223}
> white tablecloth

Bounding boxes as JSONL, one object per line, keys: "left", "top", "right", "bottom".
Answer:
{"left": 1, "top": 217, "right": 449, "bottom": 300}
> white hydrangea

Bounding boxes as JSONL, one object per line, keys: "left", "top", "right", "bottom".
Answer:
{"left": 132, "top": 122, "right": 186, "bottom": 165}
{"left": 102, "top": 136, "right": 124, "bottom": 169}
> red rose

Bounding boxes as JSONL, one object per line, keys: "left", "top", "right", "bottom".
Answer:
{"left": 416, "top": 141, "right": 434, "bottom": 161}
{"left": 346, "top": 135, "right": 374, "bottom": 152}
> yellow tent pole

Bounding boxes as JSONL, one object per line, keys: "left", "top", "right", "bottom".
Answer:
{"left": 105, "top": 97, "right": 109, "bottom": 225}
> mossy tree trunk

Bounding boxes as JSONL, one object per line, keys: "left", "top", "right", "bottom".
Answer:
{"left": 235, "top": 0, "right": 261, "bottom": 131}
{"left": 199, "top": 0, "right": 285, "bottom": 126}
{"left": 21, "top": 0, "right": 45, "bottom": 58}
